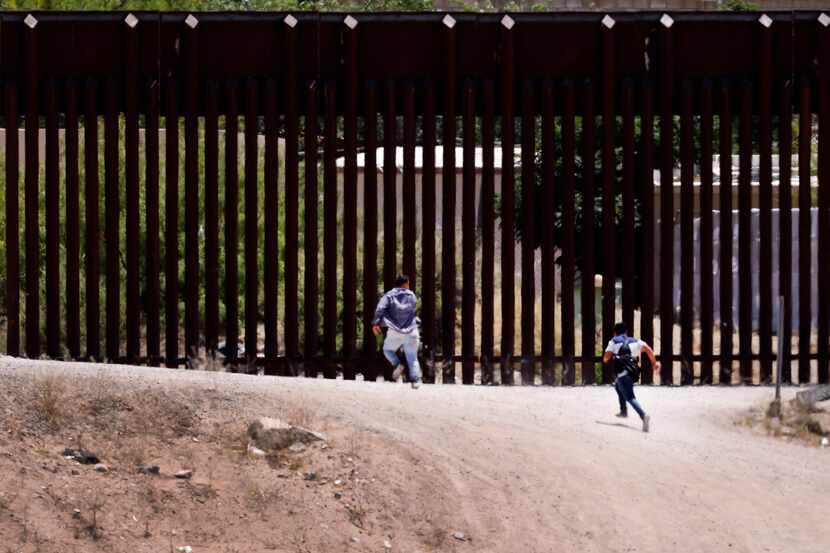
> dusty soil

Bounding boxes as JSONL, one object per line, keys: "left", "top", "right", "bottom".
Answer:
{"left": 0, "top": 356, "right": 828, "bottom": 553}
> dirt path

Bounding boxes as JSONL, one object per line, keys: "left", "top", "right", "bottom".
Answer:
{"left": 1, "top": 357, "right": 827, "bottom": 553}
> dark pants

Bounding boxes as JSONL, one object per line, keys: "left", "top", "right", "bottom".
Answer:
{"left": 615, "top": 373, "right": 646, "bottom": 419}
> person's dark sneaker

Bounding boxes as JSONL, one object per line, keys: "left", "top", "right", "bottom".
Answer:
{"left": 615, "top": 412, "right": 628, "bottom": 418}
{"left": 391, "top": 366, "right": 404, "bottom": 382}
{"left": 642, "top": 415, "right": 650, "bottom": 433}
{"left": 411, "top": 379, "right": 422, "bottom": 390}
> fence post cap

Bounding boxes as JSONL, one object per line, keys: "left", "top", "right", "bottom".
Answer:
{"left": 284, "top": 14, "right": 298, "bottom": 28}
{"left": 602, "top": 15, "right": 616, "bottom": 29}
{"left": 124, "top": 13, "right": 139, "bottom": 28}
{"left": 819, "top": 13, "right": 830, "bottom": 27}
{"left": 344, "top": 15, "right": 358, "bottom": 29}
{"left": 759, "top": 14, "right": 772, "bottom": 28}
{"left": 660, "top": 13, "right": 674, "bottom": 29}
{"left": 24, "top": 14, "right": 38, "bottom": 29}
{"left": 501, "top": 15, "right": 515, "bottom": 30}
{"left": 442, "top": 14, "right": 456, "bottom": 29}
{"left": 185, "top": 14, "right": 199, "bottom": 29}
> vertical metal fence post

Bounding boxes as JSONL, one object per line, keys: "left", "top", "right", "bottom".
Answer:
{"left": 442, "top": 14, "right": 458, "bottom": 384}
{"left": 224, "top": 81, "right": 239, "bottom": 367}
{"left": 403, "top": 81, "right": 417, "bottom": 294}
{"left": 145, "top": 78, "right": 161, "bottom": 366}
{"left": 363, "top": 82, "right": 380, "bottom": 380}
{"left": 5, "top": 82, "right": 20, "bottom": 358}
{"left": 680, "top": 81, "right": 694, "bottom": 384}
{"left": 758, "top": 15, "right": 774, "bottom": 382}
{"left": 520, "top": 80, "right": 536, "bottom": 385}
{"left": 601, "top": 17, "right": 617, "bottom": 382}
{"left": 500, "top": 15, "right": 515, "bottom": 385}
{"left": 541, "top": 80, "right": 556, "bottom": 386}
{"left": 581, "top": 80, "right": 596, "bottom": 385}
{"left": 421, "top": 81, "right": 437, "bottom": 383}
{"left": 798, "top": 77, "right": 812, "bottom": 384}
{"left": 244, "top": 78, "right": 259, "bottom": 368}
{"left": 125, "top": 16, "right": 141, "bottom": 363}
{"left": 323, "top": 81, "right": 338, "bottom": 379}
{"left": 105, "top": 77, "right": 120, "bottom": 361}
{"left": 165, "top": 78, "right": 180, "bottom": 367}
{"left": 65, "top": 80, "right": 81, "bottom": 360}
{"left": 621, "top": 79, "right": 635, "bottom": 338}
{"left": 45, "top": 80, "right": 60, "bottom": 359}
{"left": 24, "top": 15, "right": 40, "bottom": 359}
{"left": 462, "top": 79, "right": 476, "bottom": 384}
{"left": 779, "top": 79, "right": 793, "bottom": 383}
{"left": 700, "top": 80, "right": 714, "bottom": 384}
{"left": 384, "top": 80, "right": 398, "bottom": 294}
{"left": 264, "top": 77, "right": 279, "bottom": 374}
{"left": 303, "top": 80, "right": 319, "bottom": 377}
{"left": 184, "top": 16, "right": 201, "bottom": 362}
{"left": 481, "top": 79, "right": 496, "bottom": 385}
{"left": 818, "top": 17, "right": 830, "bottom": 384}
{"left": 639, "top": 82, "right": 655, "bottom": 384}
{"left": 658, "top": 14, "right": 675, "bottom": 384}
{"left": 343, "top": 17, "right": 359, "bottom": 379}
{"left": 205, "top": 81, "right": 220, "bottom": 359}
{"left": 719, "top": 81, "right": 734, "bottom": 384}
{"left": 562, "top": 81, "right": 577, "bottom": 385}
{"left": 284, "top": 15, "right": 300, "bottom": 374}
{"left": 739, "top": 81, "right": 753, "bottom": 383}
{"left": 201, "top": 109, "right": 224, "bottom": 328}
{"left": 84, "top": 79, "right": 101, "bottom": 361}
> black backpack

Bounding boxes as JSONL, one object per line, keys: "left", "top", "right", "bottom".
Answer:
{"left": 614, "top": 337, "right": 641, "bottom": 382}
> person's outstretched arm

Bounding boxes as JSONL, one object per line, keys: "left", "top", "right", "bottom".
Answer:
{"left": 602, "top": 341, "right": 615, "bottom": 365}
{"left": 641, "top": 342, "right": 662, "bottom": 372}
{"left": 372, "top": 293, "right": 390, "bottom": 336}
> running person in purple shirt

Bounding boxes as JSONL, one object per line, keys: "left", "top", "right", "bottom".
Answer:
{"left": 372, "top": 275, "right": 422, "bottom": 389}
{"left": 603, "top": 322, "right": 661, "bottom": 432}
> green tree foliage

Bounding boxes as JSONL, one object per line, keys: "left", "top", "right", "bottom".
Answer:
{"left": 719, "top": 0, "right": 760, "bottom": 11}
{"left": 0, "top": 0, "right": 434, "bottom": 11}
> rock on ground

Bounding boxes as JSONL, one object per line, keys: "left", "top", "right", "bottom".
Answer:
{"left": 795, "top": 385, "right": 830, "bottom": 406}
{"left": 247, "top": 417, "right": 325, "bottom": 452}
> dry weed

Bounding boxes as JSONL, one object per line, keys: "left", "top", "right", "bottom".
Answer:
{"left": 86, "top": 370, "right": 121, "bottom": 415}
{"left": 31, "top": 373, "right": 68, "bottom": 430}
{"left": 242, "top": 478, "right": 282, "bottom": 514}
{"left": 141, "top": 480, "right": 162, "bottom": 515}
{"left": 213, "top": 422, "right": 248, "bottom": 458}
{"left": 1, "top": 411, "right": 23, "bottom": 440}
{"left": 119, "top": 436, "right": 149, "bottom": 467}
{"left": 188, "top": 351, "right": 225, "bottom": 373}
{"left": 188, "top": 482, "right": 218, "bottom": 505}
{"left": 75, "top": 491, "right": 105, "bottom": 541}
{"left": 283, "top": 399, "right": 315, "bottom": 430}
{"left": 344, "top": 486, "right": 369, "bottom": 530}
{"left": 0, "top": 470, "right": 24, "bottom": 512}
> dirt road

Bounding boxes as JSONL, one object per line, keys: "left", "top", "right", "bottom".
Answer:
{"left": 1, "top": 357, "right": 827, "bottom": 553}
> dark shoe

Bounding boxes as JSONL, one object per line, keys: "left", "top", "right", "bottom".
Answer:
{"left": 615, "top": 412, "right": 628, "bottom": 418}
{"left": 642, "top": 415, "right": 650, "bottom": 433}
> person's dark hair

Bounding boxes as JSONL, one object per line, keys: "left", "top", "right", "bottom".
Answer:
{"left": 614, "top": 322, "right": 627, "bottom": 336}
{"left": 395, "top": 274, "right": 410, "bottom": 287}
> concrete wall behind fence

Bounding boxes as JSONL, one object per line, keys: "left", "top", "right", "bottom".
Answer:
{"left": 672, "top": 208, "right": 819, "bottom": 332}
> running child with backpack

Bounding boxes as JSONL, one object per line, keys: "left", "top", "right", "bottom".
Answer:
{"left": 603, "top": 322, "right": 661, "bottom": 433}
